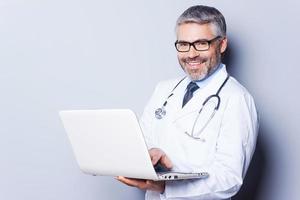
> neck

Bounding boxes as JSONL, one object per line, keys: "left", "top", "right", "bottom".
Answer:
{"left": 195, "top": 63, "right": 221, "bottom": 82}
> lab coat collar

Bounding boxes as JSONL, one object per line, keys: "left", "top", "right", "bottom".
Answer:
{"left": 193, "top": 63, "right": 224, "bottom": 88}
{"left": 173, "top": 65, "right": 229, "bottom": 121}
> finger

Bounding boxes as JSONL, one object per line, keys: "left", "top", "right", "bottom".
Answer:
{"left": 151, "top": 154, "right": 161, "bottom": 165}
{"left": 149, "top": 149, "right": 164, "bottom": 165}
{"left": 149, "top": 148, "right": 173, "bottom": 169}
{"left": 160, "top": 154, "right": 173, "bottom": 169}
{"left": 116, "top": 176, "right": 135, "bottom": 186}
{"left": 116, "top": 176, "right": 145, "bottom": 188}
{"left": 145, "top": 180, "right": 155, "bottom": 185}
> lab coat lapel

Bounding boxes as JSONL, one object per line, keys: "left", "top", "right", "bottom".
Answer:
{"left": 164, "top": 77, "right": 189, "bottom": 117}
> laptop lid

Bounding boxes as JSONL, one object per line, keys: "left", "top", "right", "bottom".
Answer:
{"left": 60, "top": 109, "right": 158, "bottom": 180}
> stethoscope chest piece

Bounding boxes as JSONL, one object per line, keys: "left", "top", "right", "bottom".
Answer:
{"left": 155, "top": 107, "right": 166, "bottom": 119}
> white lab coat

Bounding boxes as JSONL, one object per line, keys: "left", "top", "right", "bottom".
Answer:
{"left": 139, "top": 65, "right": 259, "bottom": 200}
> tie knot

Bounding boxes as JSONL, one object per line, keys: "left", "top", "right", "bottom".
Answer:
{"left": 182, "top": 82, "right": 199, "bottom": 108}
{"left": 186, "top": 82, "right": 199, "bottom": 93}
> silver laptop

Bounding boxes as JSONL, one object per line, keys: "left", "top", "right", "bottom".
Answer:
{"left": 59, "top": 109, "right": 209, "bottom": 181}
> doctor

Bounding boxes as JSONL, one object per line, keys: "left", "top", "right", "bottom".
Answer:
{"left": 117, "top": 5, "right": 258, "bottom": 200}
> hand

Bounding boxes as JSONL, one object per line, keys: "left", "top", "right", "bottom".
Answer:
{"left": 149, "top": 148, "right": 173, "bottom": 169}
{"left": 116, "top": 176, "right": 165, "bottom": 193}
{"left": 116, "top": 148, "right": 172, "bottom": 193}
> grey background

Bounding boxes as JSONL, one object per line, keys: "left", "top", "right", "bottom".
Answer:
{"left": 0, "top": 0, "right": 299, "bottom": 199}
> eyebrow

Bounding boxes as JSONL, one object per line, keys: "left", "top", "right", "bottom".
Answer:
{"left": 176, "top": 38, "right": 211, "bottom": 43}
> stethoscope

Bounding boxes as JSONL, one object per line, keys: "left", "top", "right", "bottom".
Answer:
{"left": 154, "top": 74, "right": 230, "bottom": 139}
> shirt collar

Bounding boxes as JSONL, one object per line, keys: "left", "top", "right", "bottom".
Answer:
{"left": 190, "top": 63, "right": 225, "bottom": 89}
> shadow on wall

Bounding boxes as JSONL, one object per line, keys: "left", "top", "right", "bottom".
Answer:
{"left": 222, "top": 37, "right": 239, "bottom": 76}
{"left": 223, "top": 41, "right": 268, "bottom": 200}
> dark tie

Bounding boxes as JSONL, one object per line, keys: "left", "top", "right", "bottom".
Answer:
{"left": 182, "top": 82, "right": 199, "bottom": 108}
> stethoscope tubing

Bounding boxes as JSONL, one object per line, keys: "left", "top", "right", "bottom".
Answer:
{"left": 156, "top": 75, "right": 229, "bottom": 118}
{"left": 154, "top": 74, "right": 230, "bottom": 139}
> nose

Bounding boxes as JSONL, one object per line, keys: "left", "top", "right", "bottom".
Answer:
{"left": 187, "top": 45, "right": 199, "bottom": 58}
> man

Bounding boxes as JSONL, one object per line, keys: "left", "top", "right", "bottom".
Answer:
{"left": 118, "top": 5, "right": 258, "bottom": 200}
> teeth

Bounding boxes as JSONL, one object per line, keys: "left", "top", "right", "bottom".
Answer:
{"left": 188, "top": 62, "right": 202, "bottom": 65}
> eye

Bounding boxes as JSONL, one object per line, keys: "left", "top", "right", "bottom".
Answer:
{"left": 177, "top": 42, "right": 189, "bottom": 47}
{"left": 194, "top": 41, "right": 208, "bottom": 47}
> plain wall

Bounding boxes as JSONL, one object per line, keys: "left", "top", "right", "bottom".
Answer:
{"left": 0, "top": 0, "right": 299, "bottom": 199}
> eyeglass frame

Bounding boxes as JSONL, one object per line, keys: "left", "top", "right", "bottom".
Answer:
{"left": 174, "top": 36, "right": 222, "bottom": 52}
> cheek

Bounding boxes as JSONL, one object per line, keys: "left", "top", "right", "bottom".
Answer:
{"left": 178, "top": 56, "right": 187, "bottom": 66}
{"left": 206, "top": 50, "right": 218, "bottom": 63}
{"left": 177, "top": 53, "right": 185, "bottom": 61}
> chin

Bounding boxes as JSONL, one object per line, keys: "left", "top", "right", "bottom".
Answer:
{"left": 187, "top": 72, "right": 208, "bottom": 81}
{"left": 185, "top": 68, "right": 208, "bottom": 81}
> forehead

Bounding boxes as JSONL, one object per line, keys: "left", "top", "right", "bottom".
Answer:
{"left": 176, "top": 23, "right": 216, "bottom": 41}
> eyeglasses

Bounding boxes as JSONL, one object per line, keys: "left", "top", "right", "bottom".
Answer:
{"left": 175, "top": 36, "right": 222, "bottom": 52}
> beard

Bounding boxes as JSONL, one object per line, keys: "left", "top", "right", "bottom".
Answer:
{"left": 183, "top": 57, "right": 209, "bottom": 80}
{"left": 178, "top": 52, "right": 221, "bottom": 81}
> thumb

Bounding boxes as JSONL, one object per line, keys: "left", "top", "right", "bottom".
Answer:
{"left": 160, "top": 154, "right": 173, "bottom": 169}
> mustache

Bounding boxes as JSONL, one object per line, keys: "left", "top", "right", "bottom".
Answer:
{"left": 183, "top": 57, "right": 208, "bottom": 63}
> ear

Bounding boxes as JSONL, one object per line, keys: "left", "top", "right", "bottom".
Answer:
{"left": 220, "top": 37, "right": 228, "bottom": 53}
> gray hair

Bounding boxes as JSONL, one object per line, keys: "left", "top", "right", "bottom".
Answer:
{"left": 176, "top": 5, "right": 227, "bottom": 37}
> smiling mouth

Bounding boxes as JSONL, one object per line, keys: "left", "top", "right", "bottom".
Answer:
{"left": 186, "top": 61, "right": 205, "bottom": 69}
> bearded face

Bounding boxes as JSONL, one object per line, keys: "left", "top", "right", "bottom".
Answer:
{"left": 176, "top": 23, "right": 227, "bottom": 81}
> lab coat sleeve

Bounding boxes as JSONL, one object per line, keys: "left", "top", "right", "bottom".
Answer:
{"left": 162, "top": 92, "right": 259, "bottom": 200}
